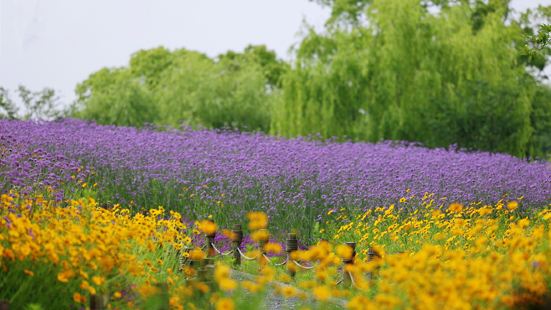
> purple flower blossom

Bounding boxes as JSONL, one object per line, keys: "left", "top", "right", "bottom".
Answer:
{"left": 1, "top": 120, "right": 549, "bottom": 227}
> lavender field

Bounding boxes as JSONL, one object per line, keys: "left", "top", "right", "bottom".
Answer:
{"left": 1, "top": 119, "right": 550, "bottom": 236}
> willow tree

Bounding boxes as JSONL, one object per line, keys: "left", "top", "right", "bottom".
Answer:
{"left": 272, "top": 29, "right": 371, "bottom": 139}
{"left": 274, "top": 0, "right": 550, "bottom": 157}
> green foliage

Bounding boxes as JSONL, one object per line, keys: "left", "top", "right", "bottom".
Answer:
{"left": 275, "top": 0, "right": 551, "bottom": 158}
{"left": 156, "top": 49, "right": 273, "bottom": 131}
{"left": 528, "top": 85, "right": 551, "bottom": 159}
{"left": 72, "top": 2, "right": 550, "bottom": 158}
{"left": 0, "top": 87, "right": 18, "bottom": 119}
{"left": 129, "top": 46, "right": 174, "bottom": 90}
{"left": 272, "top": 29, "right": 370, "bottom": 139}
{"left": 218, "top": 45, "right": 289, "bottom": 88}
{"left": 73, "top": 45, "right": 284, "bottom": 131}
{"left": 516, "top": 5, "right": 550, "bottom": 71}
{"left": 74, "top": 68, "right": 157, "bottom": 127}
{"left": 311, "top": 0, "right": 371, "bottom": 25}
{"left": 0, "top": 260, "right": 79, "bottom": 309}
{"left": 0, "top": 86, "right": 63, "bottom": 121}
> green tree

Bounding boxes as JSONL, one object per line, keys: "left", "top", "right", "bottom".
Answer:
{"left": 272, "top": 29, "right": 370, "bottom": 139}
{"left": 74, "top": 68, "right": 157, "bottom": 127}
{"left": 517, "top": 10, "right": 551, "bottom": 71}
{"left": 0, "top": 87, "right": 18, "bottom": 119}
{"left": 528, "top": 84, "right": 551, "bottom": 159}
{"left": 218, "top": 45, "right": 289, "bottom": 88}
{"left": 1, "top": 86, "right": 63, "bottom": 121}
{"left": 157, "top": 50, "right": 272, "bottom": 131}
{"left": 129, "top": 46, "right": 174, "bottom": 90}
{"left": 274, "top": 0, "right": 550, "bottom": 158}
{"left": 73, "top": 46, "right": 280, "bottom": 131}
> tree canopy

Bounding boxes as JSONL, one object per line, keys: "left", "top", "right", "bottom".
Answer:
{"left": 73, "top": 45, "right": 287, "bottom": 131}
{"left": 272, "top": 0, "right": 551, "bottom": 158}
{"left": 71, "top": 1, "right": 551, "bottom": 158}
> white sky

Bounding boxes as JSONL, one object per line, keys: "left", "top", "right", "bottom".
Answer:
{"left": 0, "top": 0, "right": 549, "bottom": 105}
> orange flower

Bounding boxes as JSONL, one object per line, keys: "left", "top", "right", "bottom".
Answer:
{"left": 264, "top": 242, "right": 282, "bottom": 254}
{"left": 198, "top": 220, "right": 217, "bottom": 235}
{"left": 189, "top": 247, "right": 206, "bottom": 261}
{"left": 216, "top": 298, "right": 234, "bottom": 310}
{"left": 313, "top": 285, "right": 331, "bottom": 301}
{"left": 336, "top": 244, "right": 353, "bottom": 260}
{"left": 73, "top": 292, "right": 86, "bottom": 304}
{"left": 92, "top": 275, "right": 105, "bottom": 286}
{"left": 279, "top": 285, "right": 297, "bottom": 298}
{"left": 57, "top": 269, "right": 74, "bottom": 283}
{"left": 247, "top": 212, "right": 268, "bottom": 230}
{"left": 448, "top": 202, "right": 463, "bottom": 213}
{"left": 251, "top": 229, "right": 269, "bottom": 242}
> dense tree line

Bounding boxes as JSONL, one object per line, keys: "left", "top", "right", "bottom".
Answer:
{"left": 72, "top": 46, "right": 287, "bottom": 132}
{"left": 71, "top": 0, "right": 551, "bottom": 159}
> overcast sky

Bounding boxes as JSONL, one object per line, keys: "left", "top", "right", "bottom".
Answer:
{"left": 0, "top": 0, "right": 549, "bottom": 105}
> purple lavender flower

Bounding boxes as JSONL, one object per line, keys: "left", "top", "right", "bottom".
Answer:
{"left": 0, "top": 119, "right": 549, "bottom": 230}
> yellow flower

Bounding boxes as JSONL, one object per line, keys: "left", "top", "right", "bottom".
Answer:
{"left": 218, "top": 278, "right": 237, "bottom": 292}
{"left": 242, "top": 280, "right": 261, "bottom": 293}
{"left": 448, "top": 202, "right": 463, "bottom": 213}
{"left": 287, "top": 261, "right": 298, "bottom": 274}
{"left": 336, "top": 244, "right": 353, "bottom": 260}
{"left": 506, "top": 201, "right": 519, "bottom": 211}
{"left": 182, "top": 266, "right": 197, "bottom": 277}
{"left": 251, "top": 229, "right": 270, "bottom": 242}
{"left": 138, "top": 284, "right": 158, "bottom": 298}
{"left": 92, "top": 275, "right": 105, "bottom": 286}
{"left": 221, "top": 229, "right": 237, "bottom": 241}
{"left": 195, "top": 282, "right": 210, "bottom": 294}
{"left": 279, "top": 285, "right": 297, "bottom": 298}
{"left": 214, "top": 264, "right": 236, "bottom": 291}
{"left": 57, "top": 269, "right": 74, "bottom": 283}
{"left": 518, "top": 218, "right": 530, "bottom": 229}
{"left": 214, "top": 264, "right": 231, "bottom": 281}
{"left": 87, "top": 286, "right": 97, "bottom": 295}
{"left": 189, "top": 247, "right": 206, "bottom": 261}
{"left": 216, "top": 298, "right": 234, "bottom": 310}
{"left": 197, "top": 220, "right": 217, "bottom": 235}
{"left": 170, "top": 296, "right": 182, "bottom": 309}
{"left": 247, "top": 211, "right": 268, "bottom": 230}
{"left": 478, "top": 206, "right": 493, "bottom": 216}
{"left": 264, "top": 242, "right": 282, "bottom": 254}
{"left": 313, "top": 285, "right": 331, "bottom": 301}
